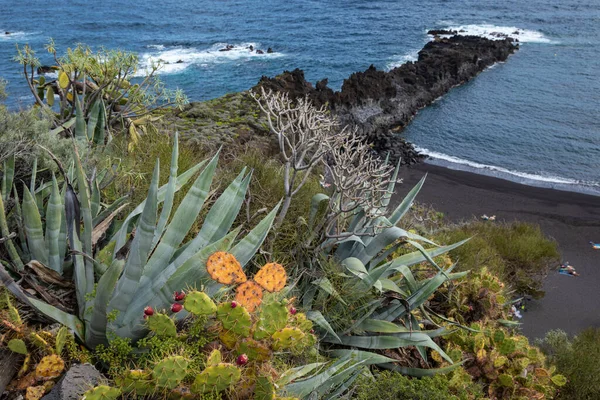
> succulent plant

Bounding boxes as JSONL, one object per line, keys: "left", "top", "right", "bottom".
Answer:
{"left": 81, "top": 385, "right": 121, "bottom": 400}
{"left": 206, "top": 251, "right": 247, "bottom": 285}
{"left": 271, "top": 327, "right": 305, "bottom": 351}
{"left": 191, "top": 363, "right": 241, "bottom": 394}
{"left": 216, "top": 302, "right": 252, "bottom": 337}
{"left": 234, "top": 281, "right": 264, "bottom": 312}
{"left": 183, "top": 290, "right": 217, "bottom": 316}
{"left": 152, "top": 355, "right": 189, "bottom": 389}
{"left": 34, "top": 354, "right": 64, "bottom": 380}
{"left": 146, "top": 313, "right": 177, "bottom": 338}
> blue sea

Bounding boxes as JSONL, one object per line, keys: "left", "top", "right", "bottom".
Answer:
{"left": 1, "top": 0, "right": 599, "bottom": 194}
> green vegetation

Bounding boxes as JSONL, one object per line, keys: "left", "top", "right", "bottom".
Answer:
{"left": 434, "top": 221, "right": 560, "bottom": 297}
{"left": 353, "top": 371, "right": 484, "bottom": 400}
{"left": 537, "top": 328, "right": 600, "bottom": 400}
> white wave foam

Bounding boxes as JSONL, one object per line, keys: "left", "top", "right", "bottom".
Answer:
{"left": 0, "top": 30, "right": 38, "bottom": 40}
{"left": 415, "top": 146, "right": 599, "bottom": 190}
{"left": 433, "top": 24, "right": 554, "bottom": 44}
{"left": 137, "top": 42, "right": 284, "bottom": 75}
{"left": 386, "top": 51, "right": 419, "bottom": 70}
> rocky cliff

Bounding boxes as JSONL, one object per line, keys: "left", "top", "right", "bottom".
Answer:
{"left": 256, "top": 35, "right": 518, "bottom": 164}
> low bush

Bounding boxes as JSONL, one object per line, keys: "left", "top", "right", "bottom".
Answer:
{"left": 434, "top": 221, "right": 559, "bottom": 297}
{"left": 353, "top": 370, "right": 483, "bottom": 400}
{"left": 537, "top": 328, "right": 600, "bottom": 400}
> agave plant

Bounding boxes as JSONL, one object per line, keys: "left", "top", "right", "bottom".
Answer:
{"left": 298, "top": 166, "right": 471, "bottom": 391}
{"left": 0, "top": 154, "right": 127, "bottom": 273}
{"left": 1, "top": 134, "right": 279, "bottom": 349}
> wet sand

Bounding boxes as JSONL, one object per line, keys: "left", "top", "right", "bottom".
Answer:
{"left": 395, "top": 163, "right": 600, "bottom": 339}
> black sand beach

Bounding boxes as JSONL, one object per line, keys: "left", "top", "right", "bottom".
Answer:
{"left": 396, "top": 163, "right": 600, "bottom": 339}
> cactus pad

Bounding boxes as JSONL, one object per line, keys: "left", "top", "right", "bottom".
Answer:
{"left": 191, "top": 363, "right": 241, "bottom": 394}
{"left": 25, "top": 385, "right": 45, "bottom": 400}
{"left": 147, "top": 313, "right": 178, "bottom": 337}
{"left": 236, "top": 338, "right": 272, "bottom": 363}
{"left": 81, "top": 385, "right": 121, "bottom": 400}
{"left": 35, "top": 354, "right": 65, "bottom": 380}
{"left": 235, "top": 281, "right": 264, "bottom": 312}
{"left": 152, "top": 356, "right": 189, "bottom": 389}
{"left": 271, "top": 327, "right": 305, "bottom": 351}
{"left": 115, "top": 369, "right": 153, "bottom": 396}
{"left": 8, "top": 338, "right": 28, "bottom": 355}
{"left": 291, "top": 312, "right": 313, "bottom": 331}
{"left": 169, "top": 386, "right": 195, "bottom": 399}
{"left": 254, "top": 376, "right": 276, "bottom": 400}
{"left": 219, "top": 329, "right": 241, "bottom": 350}
{"left": 254, "top": 300, "right": 288, "bottom": 340}
{"left": 206, "top": 252, "right": 247, "bottom": 285}
{"left": 206, "top": 349, "right": 222, "bottom": 366}
{"left": 184, "top": 291, "right": 217, "bottom": 316}
{"left": 216, "top": 302, "right": 252, "bottom": 337}
{"left": 254, "top": 263, "right": 287, "bottom": 292}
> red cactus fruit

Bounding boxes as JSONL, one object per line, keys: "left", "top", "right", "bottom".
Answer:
{"left": 236, "top": 354, "right": 249, "bottom": 366}
{"left": 144, "top": 306, "right": 154, "bottom": 316}
{"left": 289, "top": 307, "right": 297, "bottom": 315}
{"left": 231, "top": 301, "right": 238, "bottom": 308}
{"left": 173, "top": 291, "right": 186, "bottom": 301}
{"left": 171, "top": 303, "right": 183, "bottom": 313}
{"left": 310, "top": 329, "right": 315, "bottom": 334}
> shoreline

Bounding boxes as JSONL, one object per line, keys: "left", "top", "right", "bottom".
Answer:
{"left": 395, "top": 162, "right": 600, "bottom": 339}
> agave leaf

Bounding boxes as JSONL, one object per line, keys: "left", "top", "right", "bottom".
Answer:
{"left": 380, "top": 160, "right": 402, "bottom": 210}
{"left": 94, "top": 99, "right": 106, "bottom": 145}
{"left": 45, "top": 175, "right": 63, "bottom": 273}
{"left": 22, "top": 185, "right": 48, "bottom": 265}
{"left": 151, "top": 133, "right": 181, "bottom": 249}
{"left": 306, "top": 310, "right": 341, "bottom": 343}
{"left": 391, "top": 265, "right": 418, "bottom": 292}
{"left": 49, "top": 117, "right": 76, "bottom": 135}
{"left": 29, "top": 158, "right": 37, "bottom": 195}
{"left": 332, "top": 333, "right": 453, "bottom": 363}
{"left": 357, "top": 319, "right": 409, "bottom": 333}
{"left": 86, "top": 259, "right": 124, "bottom": 348}
{"left": 111, "top": 158, "right": 209, "bottom": 255}
{"left": 12, "top": 187, "right": 29, "bottom": 259}
{"left": 74, "top": 94, "right": 86, "bottom": 140}
{"left": 86, "top": 98, "right": 101, "bottom": 140}
{"left": 28, "top": 297, "right": 84, "bottom": 342}
{"left": 109, "top": 161, "right": 159, "bottom": 328}
{"left": 116, "top": 230, "right": 239, "bottom": 339}
{"left": 381, "top": 360, "right": 465, "bottom": 377}
{"left": 328, "top": 349, "right": 397, "bottom": 365}
{"left": 90, "top": 176, "right": 101, "bottom": 218}
{"left": 170, "top": 170, "right": 250, "bottom": 267}
{"left": 355, "top": 226, "right": 437, "bottom": 265}
{"left": 388, "top": 174, "right": 426, "bottom": 226}
{"left": 141, "top": 150, "right": 218, "bottom": 284}
{"left": 308, "top": 193, "right": 329, "bottom": 229}
{"left": 322, "top": 368, "right": 364, "bottom": 400}
{"left": 92, "top": 195, "right": 128, "bottom": 227}
{"left": 230, "top": 202, "right": 280, "bottom": 267}
{"left": 2, "top": 155, "right": 14, "bottom": 201}
{"left": 91, "top": 203, "right": 129, "bottom": 247}
{"left": 278, "top": 362, "right": 328, "bottom": 387}
{"left": 379, "top": 278, "right": 406, "bottom": 295}
{"left": 282, "top": 357, "right": 356, "bottom": 399}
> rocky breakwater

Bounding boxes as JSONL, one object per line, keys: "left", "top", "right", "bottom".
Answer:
{"left": 256, "top": 35, "right": 518, "bottom": 165}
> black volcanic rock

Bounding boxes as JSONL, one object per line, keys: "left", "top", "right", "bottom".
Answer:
{"left": 255, "top": 35, "right": 518, "bottom": 165}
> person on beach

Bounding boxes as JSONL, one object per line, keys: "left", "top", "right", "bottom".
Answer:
{"left": 590, "top": 241, "right": 600, "bottom": 249}
{"left": 559, "top": 262, "right": 579, "bottom": 276}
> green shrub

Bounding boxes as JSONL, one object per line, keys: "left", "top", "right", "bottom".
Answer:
{"left": 537, "top": 328, "right": 600, "bottom": 399}
{"left": 434, "top": 221, "right": 559, "bottom": 297}
{"left": 353, "top": 371, "right": 482, "bottom": 400}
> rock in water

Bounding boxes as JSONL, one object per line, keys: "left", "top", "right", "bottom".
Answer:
{"left": 255, "top": 35, "right": 518, "bottom": 165}
{"left": 42, "top": 364, "right": 105, "bottom": 400}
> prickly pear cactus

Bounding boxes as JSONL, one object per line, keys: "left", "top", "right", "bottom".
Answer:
{"left": 184, "top": 290, "right": 217, "bottom": 316}
{"left": 115, "top": 369, "right": 154, "bottom": 396}
{"left": 235, "top": 281, "right": 264, "bottom": 312}
{"left": 254, "top": 300, "right": 288, "bottom": 340}
{"left": 219, "top": 329, "right": 241, "bottom": 350}
{"left": 152, "top": 355, "right": 189, "bottom": 389}
{"left": 254, "top": 263, "right": 287, "bottom": 292}
{"left": 34, "top": 354, "right": 65, "bottom": 380}
{"left": 25, "top": 385, "right": 45, "bottom": 400}
{"left": 206, "top": 251, "right": 247, "bottom": 285}
{"left": 235, "top": 338, "right": 271, "bottom": 363}
{"left": 291, "top": 312, "right": 313, "bottom": 332}
{"left": 82, "top": 385, "right": 121, "bottom": 400}
{"left": 206, "top": 349, "right": 222, "bottom": 366}
{"left": 254, "top": 376, "right": 276, "bottom": 400}
{"left": 147, "top": 313, "right": 178, "bottom": 337}
{"left": 7, "top": 338, "right": 28, "bottom": 355}
{"left": 271, "top": 328, "right": 305, "bottom": 351}
{"left": 216, "top": 302, "right": 252, "bottom": 337}
{"left": 169, "top": 385, "right": 195, "bottom": 399}
{"left": 191, "top": 363, "right": 241, "bottom": 394}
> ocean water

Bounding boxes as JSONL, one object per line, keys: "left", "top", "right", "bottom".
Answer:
{"left": 1, "top": 0, "right": 599, "bottom": 194}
